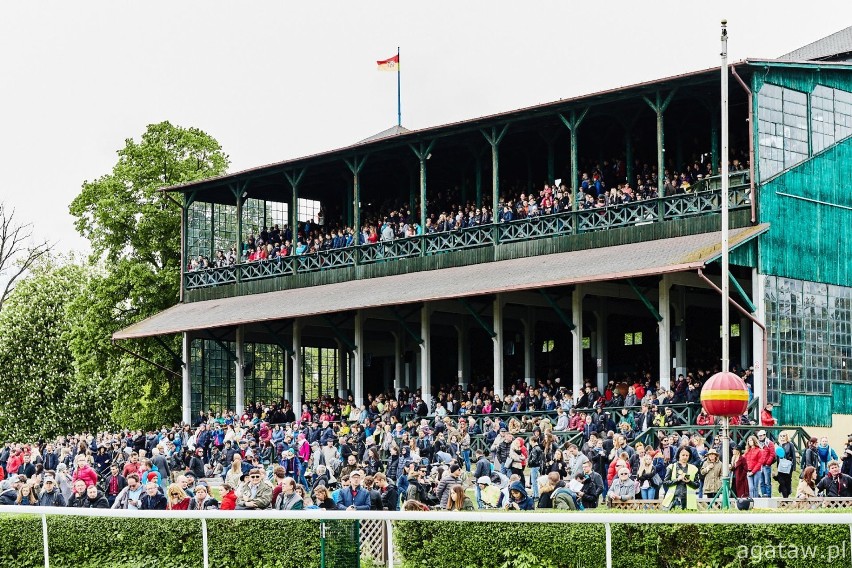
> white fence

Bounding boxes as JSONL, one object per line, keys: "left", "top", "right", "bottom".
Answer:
{"left": 2, "top": 506, "right": 852, "bottom": 568}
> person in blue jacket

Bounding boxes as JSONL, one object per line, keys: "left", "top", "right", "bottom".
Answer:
{"left": 504, "top": 481, "right": 534, "bottom": 511}
{"left": 336, "top": 470, "right": 371, "bottom": 510}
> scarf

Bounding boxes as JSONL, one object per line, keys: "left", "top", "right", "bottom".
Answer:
{"left": 817, "top": 445, "right": 831, "bottom": 462}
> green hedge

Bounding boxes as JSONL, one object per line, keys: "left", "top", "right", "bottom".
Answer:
{"left": 0, "top": 516, "right": 358, "bottom": 568}
{"left": 395, "top": 520, "right": 852, "bottom": 568}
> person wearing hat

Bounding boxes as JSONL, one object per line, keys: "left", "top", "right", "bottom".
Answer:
{"left": 699, "top": 449, "right": 723, "bottom": 498}
{"left": 0, "top": 475, "right": 24, "bottom": 505}
{"left": 336, "top": 470, "right": 370, "bottom": 510}
{"left": 37, "top": 473, "right": 67, "bottom": 507}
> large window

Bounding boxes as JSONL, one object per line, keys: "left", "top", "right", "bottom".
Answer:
{"left": 302, "top": 346, "right": 339, "bottom": 401}
{"left": 758, "top": 84, "right": 808, "bottom": 180}
{"left": 187, "top": 201, "right": 212, "bottom": 262}
{"left": 811, "top": 85, "right": 852, "bottom": 153}
{"left": 765, "top": 276, "right": 852, "bottom": 404}
{"left": 298, "top": 198, "right": 322, "bottom": 223}
{"left": 190, "top": 340, "right": 285, "bottom": 415}
{"left": 242, "top": 199, "right": 290, "bottom": 242}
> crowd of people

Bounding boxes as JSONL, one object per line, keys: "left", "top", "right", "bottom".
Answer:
{"left": 3, "top": 363, "right": 849, "bottom": 513}
{"left": 188, "top": 155, "right": 749, "bottom": 273}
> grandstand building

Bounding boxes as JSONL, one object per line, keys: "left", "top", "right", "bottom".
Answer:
{"left": 115, "top": 29, "right": 852, "bottom": 429}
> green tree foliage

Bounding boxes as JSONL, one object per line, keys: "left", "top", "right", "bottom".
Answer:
{"left": 68, "top": 121, "right": 229, "bottom": 429}
{"left": 0, "top": 261, "right": 110, "bottom": 440}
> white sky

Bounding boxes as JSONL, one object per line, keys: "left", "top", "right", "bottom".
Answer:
{"left": 1, "top": 1, "right": 850, "bottom": 254}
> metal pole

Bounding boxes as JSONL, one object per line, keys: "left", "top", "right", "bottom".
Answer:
{"left": 41, "top": 514, "right": 49, "bottom": 568}
{"left": 397, "top": 46, "right": 401, "bottom": 127}
{"left": 721, "top": 416, "right": 731, "bottom": 509}
{"left": 605, "top": 522, "right": 612, "bottom": 568}
{"left": 720, "top": 19, "right": 730, "bottom": 373}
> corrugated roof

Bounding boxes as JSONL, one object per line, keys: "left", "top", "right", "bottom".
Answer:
{"left": 113, "top": 224, "right": 768, "bottom": 340}
{"left": 777, "top": 26, "right": 852, "bottom": 62}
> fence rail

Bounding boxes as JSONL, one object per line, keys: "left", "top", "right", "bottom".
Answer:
{"left": 185, "top": 180, "right": 751, "bottom": 290}
{"left": 2, "top": 504, "right": 850, "bottom": 568}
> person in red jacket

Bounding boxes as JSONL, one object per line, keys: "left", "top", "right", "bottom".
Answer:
{"left": 760, "top": 404, "right": 776, "bottom": 427}
{"left": 72, "top": 455, "right": 99, "bottom": 487}
{"left": 757, "top": 430, "right": 776, "bottom": 498}
{"left": 743, "top": 436, "right": 763, "bottom": 498}
{"left": 220, "top": 483, "right": 237, "bottom": 510}
{"left": 695, "top": 408, "right": 715, "bottom": 435}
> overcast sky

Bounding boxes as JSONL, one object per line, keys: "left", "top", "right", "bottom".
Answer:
{"left": 1, "top": 1, "right": 849, "bottom": 254}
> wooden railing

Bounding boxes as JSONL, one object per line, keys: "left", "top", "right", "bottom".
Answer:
{"left": 184, "top": 176, "right": 751, "bottom": 290}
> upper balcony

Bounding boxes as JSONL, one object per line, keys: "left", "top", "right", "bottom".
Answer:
{"left": 171, "top": 63, "right": 761, "bottom": 302}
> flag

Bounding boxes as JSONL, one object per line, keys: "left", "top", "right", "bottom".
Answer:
{"left": 377, "top": 54, "right": 400, "bottom": 72}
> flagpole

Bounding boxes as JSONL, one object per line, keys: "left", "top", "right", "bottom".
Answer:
{"left": 397, "top": 46, "right": 401, "bottom": 126}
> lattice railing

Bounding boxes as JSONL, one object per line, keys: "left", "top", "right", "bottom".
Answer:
{"left": 183, "top": 177, "right": 753, "bottom": 289}
{"left": 296, "top": 248, "right": 355, "bottom": 273}
{"left": 184, "top": 266, "right": 238, "bottom": 289}
{"left": 360, "top": 519, "right": 387, "bottom": 565}
{"left": 240, "top": 258, "right": 294, "bottom": 281}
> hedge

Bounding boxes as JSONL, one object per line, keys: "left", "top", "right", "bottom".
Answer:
{"left": 395, "top": 520, "right": 852, "bottom": 568}
{"left": 0, "top": 516, "right": 357, "bottom": 568}
{"left": 2, "top": 514, "right": 849, "bottom": 568}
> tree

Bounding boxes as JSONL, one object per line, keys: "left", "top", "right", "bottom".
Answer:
{"left": 68, "top": 121, "right": 229, "bottom": 428}
{"left": 0, "top": 261, "right": 108, "bottom": 440}
{"left": 0, "top": 203, "right": 51, "bottom": 311}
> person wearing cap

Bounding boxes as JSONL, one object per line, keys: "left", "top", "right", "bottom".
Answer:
{"left": 37, "top": 473, "right": 66, "bottom": 507}
{"left": 699, "top": 449, "right": 723, "bottom": 498}
{"left": 436, "top": 464, "right": 463, "bottom": 509}
{"left": 756, "top": 430, "right": 776, "bottom": 498}
{"left": 236, "top": 468, "right": 273, "bottom": 510}
{"left": 337, "top": 470, "right": 370, "bottom": 510}
{"left": 0, "top": 475, "right": 24, "bottom": 505}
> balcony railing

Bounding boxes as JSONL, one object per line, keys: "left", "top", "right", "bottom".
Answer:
{"left": 185, "top": 179, "right": 750, "bottom": 290}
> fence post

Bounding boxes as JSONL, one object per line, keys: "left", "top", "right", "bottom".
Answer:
{"left": 605, "top": 522, "right": 612, "bottom": 568}
{"left": 320, "top": 521, "right": 326, "bottom": 568}
{"left": 41, "top": 514, "right": 49, "bottom": 568}
{"left": 201, "top": 518, "right": 209, "bottom": 568}
{"left": 386, "top": 519, "right": 394, "bottom": 566}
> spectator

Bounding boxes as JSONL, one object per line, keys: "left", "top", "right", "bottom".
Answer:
{"left": 337, "top": 470, "right": 370, "bottom": 511}
{"left": 577, "top": 461, "right": 603, "bottom": 509}
{"left": 167, "top": 484, "right": 191, "bottom": 510}
{"left": 699, "top": 449, "right": 722, "bottom": 499}
{"left": 112, "top": 473, "right": 144, "bottom": 510}
{"left": 67, "top": 480, "right": 88, "bottom": 508}
{"left": 140, "top": 482, "right": 167, "bottom": 510}
{"left": 72, "top": 455, "right": 98, "bottom": 488}
{"left": 274, "top": 477, "right": 304, "bottom": 510}
{"left": 662, "top": 448, "right": 699, "bottom": 510}
{"left": 237, "top": 468, "right": 273, "bottom": 510}
{"left": 607, "top": 467, "right": 637, "bottom": 506}
{"left": 816, "top": 437, "right": 839, "bottom": 480}
{"left": 83, "top": 485, "right": 109, "bottom": 509}
{"left": 816, "top": 460, "right": 852, "bottom": 497}
{"left": 446, "top": 485, "right": 474, "bottom": 511}
{"left": 760, "top": 404, "right": 776, "bottom": 427}
{"left": 219, "top": 483, "right": 237, "bottom": 511}
{"left": 775, "top": 432, "right": 797, "bottom": 498}
{"left": 504, "top": 481, "right": 534, "bottom": 511}
{"left": 436, "top": 464, "right": 462, "bottom": 509}
{"left": 37, "top": 474, "right": 66, "bottom": 507}
{"left": 16, "top": 483, "right": 37, "bottom": 506}
{"left": 796, "top": 466, "right": 818, "bottom": 501}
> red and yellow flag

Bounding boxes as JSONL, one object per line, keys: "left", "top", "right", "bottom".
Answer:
{"left": 377, "top": 54, "right": 400, "bottom": 72}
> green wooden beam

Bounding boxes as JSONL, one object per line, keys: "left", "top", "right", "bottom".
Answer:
{"left": 626, "top": 279, "right": 663, "bottom": 322}
{"left": 153, "top": 335, "right": 184, "bottom": 369}
{"left": 728, "top": 272, "right": 757, "bottom": 314}
{"left": 459, "top": 298, "right": 496, "bottom": 338}
{"left": 409, "top": 141, "right": 437, "bottom": 234}
{"left": 345, "top": 155, "right": 368, "bottom": 241}
{"left": 481, "top": 125, "right": 510, "bottom": 211}
{"left": 261, "top": 322, "right": 295, "bottom": 356}
{"left": 284, "top": 168, "right": 307, "bottom": 256}
{"left": 538, "top": 290, "right": 575, "bottom": 330}
{"left": 558, "top": 108, "right": 589, "bottom": 214}
{"left": 389, "top": 307, "right": 423, "bottom": 345}
{"left": 642, "top": 89, "right": 678, "bottom": 197}
{"left": 320, "top": 314, "right": 357, "bottom": 353}
{"left": 204, "top": 331, "right": 238, "bottom": 362}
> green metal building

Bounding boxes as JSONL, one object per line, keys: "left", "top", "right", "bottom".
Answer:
{"left": 115, "top": 29, "right": 852, "bottom": 428}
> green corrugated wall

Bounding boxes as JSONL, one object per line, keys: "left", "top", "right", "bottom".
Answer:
{"left": 833, "top": 383, "right": 852, "bottom": 415}
{"left": 752, "top": 66, "right": 852, "bottom": 287}
{"left": 780, "top": 392, "right": 833, "bottom": 427}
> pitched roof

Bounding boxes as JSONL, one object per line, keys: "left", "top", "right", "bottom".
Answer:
{"left": 357, "top": 124, "right": 410, "bottom": 144}
{"left": 777, "top": 26, "right": 852, "bottom": 62}
{"left": 113, "top": 224, "right": 768, "bottom": 340}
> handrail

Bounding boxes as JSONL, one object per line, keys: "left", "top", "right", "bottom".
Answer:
{"left": 631, "top": 424, "right": 813, "bottom": 455}
{"left": 185, "top": 177, "right": 752, "bottom": 290}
